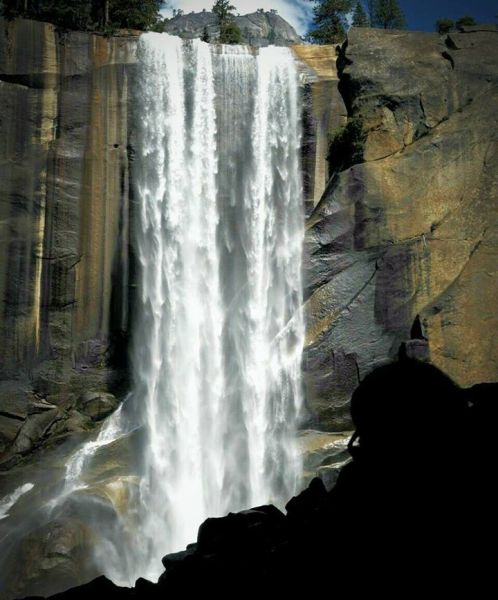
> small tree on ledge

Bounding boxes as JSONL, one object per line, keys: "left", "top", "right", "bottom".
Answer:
{"left": 201, "top": 25, "right": 210, "bottom": 42}
{"left": 456, "top": 15, "right": 477, "bottom": 30}
{"left": 212, "top": 0, "right": 242, "bottom": 44}
{"left": 435, "top": 19, "right": 454, "bottom": 34}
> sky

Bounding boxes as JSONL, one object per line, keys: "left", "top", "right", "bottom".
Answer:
{"left": 162, "top": 1, "right": 498, "bottom": 35}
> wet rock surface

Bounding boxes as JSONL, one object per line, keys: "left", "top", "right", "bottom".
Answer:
{"left": 299, "top": 430, "right": 351, "bottom": 489}
{"left": 0, "top": 18, "right": 134, "bottom": 468}
{"left": 18, "top": 362, "right": 497, "bottom": 598}
{"left": 77, "top": 393, "right": 119, "bottom": 422}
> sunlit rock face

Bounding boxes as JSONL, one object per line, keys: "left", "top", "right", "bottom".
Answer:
{"left": 304, "top": 26, "right": 498, "bottom": 429}
{"left": 292, "top": 44, "right": 348, "bottom": 212}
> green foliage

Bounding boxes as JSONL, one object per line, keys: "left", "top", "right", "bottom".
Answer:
{"left": 307, "top": 0, "right": 354, "bottom": 45}
{"left": 220, "top": 20, "right": 242, "bottom": 44}
{"left": 435, "top": 18, "right": 454, "bottom": 34}
{"left": 151, "top": 17, "right": 170, "bottom": 33}
{"left": 328, "top": 117, "right": 366, "bottom": 175}
{"left": 212, "top": 0, "right": 241, "bottom": 44}
{"left": 201, "top": 25, "right": 210, "bottom": 42}
{"left": 37, "top": 0, "right": 93, "bottom": 30}
{"left": 0, "top": 0, "right": 163, "bottom": 31}
{"left": 212, "top": 0, "right": 235, "bottom": 22}
{"left": 368, "top": 0, "right": 406, "bottom": 29}
{"left": 456, "top": 15, "right": 477, "bottom": 30}
{"left": 352, "top": 1, "right": 369, "bottom": 27}
{"left": 107, "top": 0, "right": 161, "bottom": 30}
{"left": 1, "top": 0, "right": 38, "bottom": 19}
{"left": 0, "top": 0, "right": 22, "bottom": 19}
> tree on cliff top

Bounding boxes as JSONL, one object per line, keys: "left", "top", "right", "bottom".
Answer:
{"left": 0, "top": 0, "right": 164, "bottom": 31}
{"left": 1, "top": 0, "right": 93, "bottom": 29}
{"left": 435, "top": 18, "right": 454, "bottom": 34}
{"left": 368, "top": 0, "right": 406, "bottom": 29}
{"left": 456, "top": 15, "right": 477, "bottom": 30}
{"left": 107, "top": 0, "right": 162, "bottom": 30}
{"left": 212, "top": 0, "right": 242, "bottom": 44}
{"left": 352, "top": 2, "right": 369, "bottom": 27}
{"left": 307, "top": 0, "right": 354, "bottom": 44}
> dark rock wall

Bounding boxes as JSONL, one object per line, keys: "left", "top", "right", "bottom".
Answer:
{"left": 0, "top": 18, "right": 136, "bottom": 467}
{"left": 304, "top": 26, "right": 498, "bottom": 429}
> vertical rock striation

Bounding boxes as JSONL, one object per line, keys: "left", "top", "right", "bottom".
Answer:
{"left": 0, "top": 18, "right": 137, "bottom": 466}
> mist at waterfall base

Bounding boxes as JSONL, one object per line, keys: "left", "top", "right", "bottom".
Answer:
{"left": 0, "top": 33, "right": 305, "bottom": 591}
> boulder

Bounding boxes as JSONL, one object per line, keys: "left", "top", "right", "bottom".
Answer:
{"left": 11, "top": 408, "right": 61, "bottom": 455}
{"left": 77, "top": 392, "right": 119, "bottom": 422}
{"left": 196, "top": 505, "right": 286, "bottom": 554}
{"left": 1, "top": 519, "right": 99, "bottom": 599}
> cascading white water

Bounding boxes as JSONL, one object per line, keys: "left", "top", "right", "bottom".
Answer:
{"left": 129, "top": 33, "right": 305, "bottom": 579}
{"left": 0, "top": 33, "right": 305, "bottom": 590}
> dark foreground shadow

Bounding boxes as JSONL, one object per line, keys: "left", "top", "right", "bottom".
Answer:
{"left": 23, "top": 359, "right": 497, "bottom": 597}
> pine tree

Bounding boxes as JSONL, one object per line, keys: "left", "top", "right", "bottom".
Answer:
{"left": 1, "top": 0, "right": 163, "bottom": 31}
{"left": 1, "top": 0, "right": 34, "bottom": 19}
{"left": 352, "top": 1, "right": 369, "bottom": 27}
{"left": 368, "top": 0, "right": 406, "bottom": 29}
{"left": 201, "top": 25, "right": 210, "bottom": 42}
{"left": 108, "top": 0, "right": 161, "bottom": 30}
{"left": 212, "top": 0, "right": 241, "bottom": 44}
{"left": 435, "top": 19, "right": 454, "bottom": 34}
{"left": 456, "top": 15, "right": 477, "bottom": 30}
{"left": 37, "top": 0, "right": 94, "bottom": 30}
{"left": 307, "top": 0, "right": 354, "bottom": 44}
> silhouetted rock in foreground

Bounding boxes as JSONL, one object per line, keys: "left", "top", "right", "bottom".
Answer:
{"left": 25, "top": 359, "right": 497, "bottom": 597}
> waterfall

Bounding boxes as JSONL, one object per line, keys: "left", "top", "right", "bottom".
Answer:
{"left": 0, "top": 33, "right": 304, "bottom": 593}
{"left": 129, "top": 33, "right": 304, "bottom": 579}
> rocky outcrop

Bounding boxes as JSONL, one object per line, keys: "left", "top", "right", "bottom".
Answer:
{"left": 304, "top": 26, "right": 498, "bottom": 429}
{"left": 0, "top": 18, "right": 137, "bottom": 468}
{"left": 19, "top": 367, "right": 498, "bottom": 598}
{"left": 163, "top": 11, "right": 301, "bottom": 46}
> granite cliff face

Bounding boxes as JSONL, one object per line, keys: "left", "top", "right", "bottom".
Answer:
{"left": 304, "top": 26, "right": 498, "bottom": 428}
{"left": 0, "top": 19, "right": 497, "bottom": 458}
{"left": 0, "top": 16, "right": 497, "bottom": 599}
{"left": 0, "top": 18, "right": 137, "bottom": 468}
{"left": 163, "top": 10, "right": 301, "bottom": 46}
